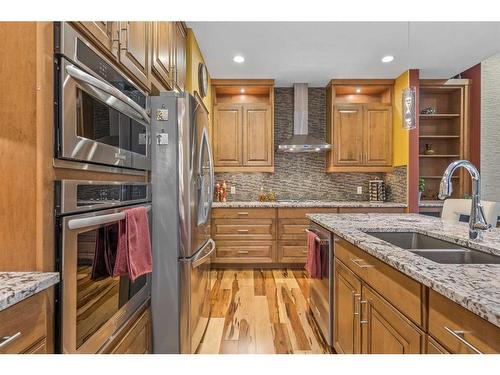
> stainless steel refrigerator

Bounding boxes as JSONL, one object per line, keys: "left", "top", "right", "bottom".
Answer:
{"left": 150, "top": 92, "right": 215, "bottom": 354}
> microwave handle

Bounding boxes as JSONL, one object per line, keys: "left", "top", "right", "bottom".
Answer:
{"left": 67, "top": 205, "right": 152, "bottom": 230}
{"left": 65, "top": 64, "right": 150, "bottom": 125}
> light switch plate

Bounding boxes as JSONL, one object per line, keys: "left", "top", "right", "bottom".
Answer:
{"left": 230, "top": 186, "right": 236, "bottom": 195}
{"left": 356, "top": 186, "right": 363, "bottom": 194}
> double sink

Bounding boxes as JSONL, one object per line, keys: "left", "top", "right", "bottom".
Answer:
{"left": 366, "top": 232, "right": 500, "bottom": 264}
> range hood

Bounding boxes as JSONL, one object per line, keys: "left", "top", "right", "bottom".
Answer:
{"left": 278, "top": 83, "right": 332, "bottom": 153}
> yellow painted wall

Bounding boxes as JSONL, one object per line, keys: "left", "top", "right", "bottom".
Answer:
{"left": 186, "top": 28, "right": 212, "bottom": 134}
{"left": 393, "top": 70, "right": 410, "bottom": 166}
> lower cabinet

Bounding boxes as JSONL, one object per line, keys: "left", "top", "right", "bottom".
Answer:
{"left": 333, "top": 259, "right": 362, "bottom": 354}
{"left": 0, "top": 291, "right": 50, "bottom": 354}
{"left": 426, "top": 335, "right": 449, "bottom": 354}
{"left": 361, "top": 285, "right": 423, "bottom": 354}
{"left": 101, "top": 303, "right": 152, "bottom": 354}
{"left": 334, "top": 259, "right": 423, "bottom": 354}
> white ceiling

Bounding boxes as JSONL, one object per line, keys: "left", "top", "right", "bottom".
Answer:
{"left": 188, "top": 22, "right": 500, "bottom": 86}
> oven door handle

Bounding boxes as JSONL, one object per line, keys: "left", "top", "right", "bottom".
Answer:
{"left": 65, "top": 64, "right": 150, "bottom": 125}
{"left": 67, "top": 205, "right": 152, "bottom": 230}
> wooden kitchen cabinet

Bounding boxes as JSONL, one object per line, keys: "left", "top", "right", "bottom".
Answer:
{"left": 361, "top": 285, "right": 424, "bottom": 354}
{"left": 0, "top": 292, "right": 50, "bottom": 354}
{"left": 173, "top": 22, "right": 187, "bottom": 92}
{"left": 334, "top": 259, "right": 362, "bottom": 354}
{"left": 73, "top": 22, "right": 118, "bottom": 58}
{"left": 118, "top": 21, "right": 151, "bottom": 88}
{"left": 213, "top": 103, "right": 243, "bottom": 167}
{"left": 326, "top": 80, "right": 394, "bottom": 172}
{"left": 151, "top": 21, "right": 174, "bottom": 90}
{"left": 212, "top": 80, "right": 275, "bottom": 172}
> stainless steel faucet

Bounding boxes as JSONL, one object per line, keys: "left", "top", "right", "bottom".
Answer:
{"left": 438, "top": 160, "right": 491, "bottom": 239}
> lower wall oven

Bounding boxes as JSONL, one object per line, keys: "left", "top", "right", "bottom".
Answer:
{"left": 55, "top": 180, "right": 151, "bottom": 353}
{"left": 307, "top": 222, "right": 333, "bottom": 348}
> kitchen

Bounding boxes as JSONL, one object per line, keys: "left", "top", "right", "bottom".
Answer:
{"left": 1, "top": 3, "right": 500, "bottom": 368}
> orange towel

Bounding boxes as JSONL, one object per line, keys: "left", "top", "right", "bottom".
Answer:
{"left": 113, "top": 207, "right": 152, "bottom": 281}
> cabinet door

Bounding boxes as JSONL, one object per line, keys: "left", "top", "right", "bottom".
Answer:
{"left": 151, "top": 21, "right": 173, "bottom": 89}
{"left": 361, "top": 285, "right": 423, "bottom": 354}
{"left": 333, "top": 105, "right": 363, "bottom": 165}
{"left": 363, "top": 104, "right": 392, "bottom": 166}
{"left": 174, "top": 22, "right": 187, "bottom": 92}
{"left": 242, "top": 104, "right": 273, "bottom": 167}
{"left": 118, "top": 21, "right": 150, "bottom": 88}
{"left": 334, "top": 259, "right": 362, "bottom": 354}
{"left": 214, "top": 104, "right": 243, "bottom": 167}
{"left": 76, "top": 22, "right": 118, "bottom": 57}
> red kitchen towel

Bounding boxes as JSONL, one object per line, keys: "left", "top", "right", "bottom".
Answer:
{"left": 113, "top": 207, "right": 152, "bottom": 281}
{"left": 305, "top": 231, "right": 322, "bottom": 279}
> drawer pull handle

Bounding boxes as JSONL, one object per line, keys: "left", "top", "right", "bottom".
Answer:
{"left": 237, "top": 229, "right": 249, "bottom": 233}
{"left": 350, "top": 258, "right": 374, "bottom": 269}
{"left": 0, "top": 332, "right": 21, "bottom": 349}
{"left": 444, "top": 326, "right": 483, "bottom": 354}
{"left": 237, "top": 212, "right": 249, "bottom": 216}
{"left": 237, "top": 250, "right": 249, "bottom": 254}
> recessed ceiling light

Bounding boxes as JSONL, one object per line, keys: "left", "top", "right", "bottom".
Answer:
{"left": 240, "top": 88, "right": 245, "bottom": 93}
{"left": 382, "top": 55, "right": 394, "bottom": 63}
{"left": 356, "top": 88, "right": 361, "bottom": 93}
{"left": 233, "top": 55, "right": 245, "bottom": 63}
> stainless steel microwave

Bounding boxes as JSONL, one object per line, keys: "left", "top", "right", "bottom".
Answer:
{"left": 54, "top": 23, "right": 151, "bottom": 171}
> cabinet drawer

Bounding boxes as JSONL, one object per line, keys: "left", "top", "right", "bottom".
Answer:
{"left": 334, "top": 237, "right": 422, "bottom": 326}
{"left": 337, "top": 207, "right": 406, "bottom": 213}
{"left": 278, "top": 218, "right": 309, "bottom": 240}
{"left": 278, "top": 241, "right": 308, "bottom": 263}
{"left": 212, "top": 219, "right": 275, "bottom": 240}
{"left": 0, "top": 292, "right": 47, "bottom": 354}
{"left": 214, "top": 241, "right": 275, "bottom": 263}
{"left": 212, "top": 208, "right": 276, "bottom": 219}
{"left": 428, "top": 290, "right": 500, "bottom": 354}
{"left": 278, "top": 207, "right": 338, "bottom": 218}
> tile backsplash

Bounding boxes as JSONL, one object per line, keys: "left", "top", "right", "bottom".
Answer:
{"left": 215, "top": 87, "right": 407, "bottom": 203}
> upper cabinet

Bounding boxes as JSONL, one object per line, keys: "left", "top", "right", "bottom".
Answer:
{"left": 151, "top": 21, "right": 174, "bottom": 90}
{"left": 118, "top": 21, "right": 150, "bottom": 88}
{"left": 73, "top": 21, "right": 187, "bottom": 93}
{"left": 212, "top": 80, "right": 275, "bottom": 172}
{"left": 326, "top": 80, "right": 394, "bottom": 172}
{"left": 173, "top": 22, "right": 187, "bottom": 93}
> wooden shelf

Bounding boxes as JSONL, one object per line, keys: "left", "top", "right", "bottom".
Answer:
{"left": 419, "top": 135, "right": 460, "bottom": 139}
{"left": 419, "top": 114, "right": 460, "bottom": 119}
{"left": 419, "top": 154, "right": 460, "bottom": 158}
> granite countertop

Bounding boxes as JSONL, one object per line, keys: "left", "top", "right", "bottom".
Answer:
{"left": 306, "top": 213, "right": 500, "bottom": 328}
{"left": 0, "top": 272, "right": 59, "bottom": 312}
{"left": 419, "top": 200, "right": 444, "bottom": 208}
{"left": 212, "top": 200, "right": 407, "bottom": 208}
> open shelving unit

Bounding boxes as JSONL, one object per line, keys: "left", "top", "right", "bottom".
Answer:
{"left": 419, "top": 79, "right": 470, "bottom": 201}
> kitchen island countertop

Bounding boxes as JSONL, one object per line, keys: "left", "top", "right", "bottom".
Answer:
{"left": 307, "top": 213, "right": 500, "bottom": 328}
{"left": 0, "top": 272, "right": 59, "bottom": 312}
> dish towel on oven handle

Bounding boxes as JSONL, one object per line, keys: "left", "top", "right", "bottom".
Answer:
{"left": 305, "top": 231, "right": 322, "bottom": 279}
{"left": 113, "top": 206, "right": 153, "bottom": 282}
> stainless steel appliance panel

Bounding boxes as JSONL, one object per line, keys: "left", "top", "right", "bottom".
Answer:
{"left": 55, "top": 23, "right": 150, "bottom": 171}
{"left": 58, "top": 198, "right": 151, "bottom": 353}
{"left": 307, "top": 222, "right": 333, "bottom": 347}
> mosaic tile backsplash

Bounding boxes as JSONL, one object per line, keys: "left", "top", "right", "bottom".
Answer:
{"left": 215, "top": 87, "right": 407, "bottom": 203}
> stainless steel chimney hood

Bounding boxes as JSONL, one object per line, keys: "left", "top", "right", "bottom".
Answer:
{"left": 278, "top": 83, "right": 332, "bottom": 153}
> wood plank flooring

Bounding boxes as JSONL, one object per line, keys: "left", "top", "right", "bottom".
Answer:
{"left": 196, "top": 268, "right": 332, "bottom": 354}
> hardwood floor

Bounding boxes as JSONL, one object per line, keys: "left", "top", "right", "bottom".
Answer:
{"left": 196, "top": 268, "right": 332, "bottom": 354}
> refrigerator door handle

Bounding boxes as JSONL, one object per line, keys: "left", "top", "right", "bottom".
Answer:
{"left": 192, "top": 239, "right": 216, "bottom": 268}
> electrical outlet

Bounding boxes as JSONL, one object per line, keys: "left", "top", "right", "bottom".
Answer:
{"left": 356, "top": 186, "right": 363, "bottom": 195}
{"left": 230, "top": 186, "right": 236, "bottom": 195}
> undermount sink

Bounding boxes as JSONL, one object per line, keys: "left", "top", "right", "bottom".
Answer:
{"left": 365, "top": 231, "right": 500, "bottom": 265}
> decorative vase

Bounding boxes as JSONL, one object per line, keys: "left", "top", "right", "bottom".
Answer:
{"left": 423, "top": 143, "right": 435, "bottom": 155}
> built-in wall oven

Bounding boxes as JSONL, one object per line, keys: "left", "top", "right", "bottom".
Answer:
{"left": 55, "top": 180, "right": 151, "bottom": 353}
{"left": 54, "top": 22, "right": 151, "bottom": 171}
{"left": 307, "top": 222, "right": 334, "bottom": 348}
